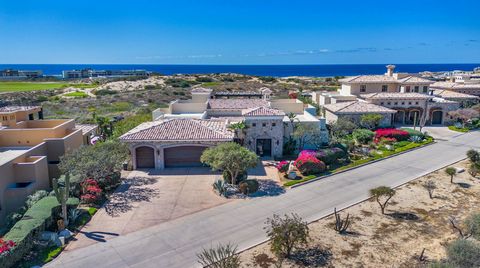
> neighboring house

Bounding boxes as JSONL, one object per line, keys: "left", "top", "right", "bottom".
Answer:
{"left": 315, "top": 65, "right": 471, "bottom": 126}
{"left": 0, "top": 106, "right": 94, "bottom": 225}
{"left": 430, "top": 81, "right": 480, "bottom": 97}
{"left": 121, "top": 88, "right": 329, "bottom": 170}
{"left": 323, "top": 101, "right": 396, "bottom": 126}
{"left": 431, "top": 89, "right": 480, "bottom": 108}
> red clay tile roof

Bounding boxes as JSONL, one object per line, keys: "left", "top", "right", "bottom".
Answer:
{"left": 324, "top": 101, "right": 396, "bottom": 114}
{"left": 360, "top": 92, "right": 432, "bottom": 100}
{"left": 207, "top": 99, "right": 269, "bottom": 109}
{"left": 120, "top": 118, "right": 234, "bottom": 141}
{"left": 242, "top": 106, "right": 285, "bottom": 117}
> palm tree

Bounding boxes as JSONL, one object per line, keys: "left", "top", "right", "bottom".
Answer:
{"left": 228, "top": 121, "right": 247, "bottom": 145}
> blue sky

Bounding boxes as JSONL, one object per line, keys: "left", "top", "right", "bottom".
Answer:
{"left": 0, "top": 0, "right": 479, "bottom": 64}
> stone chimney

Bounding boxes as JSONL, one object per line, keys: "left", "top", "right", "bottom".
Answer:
{"left": 386, "top": 65, "right": 396, "bottom": 77}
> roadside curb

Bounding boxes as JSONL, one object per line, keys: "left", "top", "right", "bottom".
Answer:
{"left": 290, "top": 140, "right": 437, "bottom": 188}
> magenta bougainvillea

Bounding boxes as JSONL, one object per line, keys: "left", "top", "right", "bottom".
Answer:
{"left": 0, "top": 238, "right": 15, "bottom": 256}
{"left": 276, "top": 160, "right": 290, "bottom": 173}
{"left": 298, "top": 150, "right": 317, "bottom": 158}
{"left": 294, "top": 155, "right": 326, "bottom": 175}
{"left": 375, "top": 128, "right": 410, "bottom": 141}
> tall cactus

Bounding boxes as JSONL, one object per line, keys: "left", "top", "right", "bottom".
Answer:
{"left": 53, "top": 173, "right": 70, "bottom": 228}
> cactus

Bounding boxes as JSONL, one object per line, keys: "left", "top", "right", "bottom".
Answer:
{"left": 334, "top": 207, "right": 351, "bottom": 234}
{"left": 53, "top": 173, "right": 71, "bottom": 228}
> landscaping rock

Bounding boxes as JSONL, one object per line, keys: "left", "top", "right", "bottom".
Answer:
{"left": 288, "top": 171, "right": 297, "bottom": 180}
{"left": 58, "top": 229, "right": 73, "bottom": 239}
{"left": 455, "top": 167, "right": 465, "bottom": 173}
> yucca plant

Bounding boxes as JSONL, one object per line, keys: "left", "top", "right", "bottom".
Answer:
{"left": 197, "top": 243, "right": 241, "bottom": 268}
{"left": 213, "top": 179, "right": 227, "bottom": 197}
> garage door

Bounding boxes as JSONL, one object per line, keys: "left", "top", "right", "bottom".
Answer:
{"left": 164, "top": 146, "right": 208, "bottom": 168}
{"left": 136, "top": 146, "right": 155, "bottom": 168}
{"left": 431, "top": 111, "right": 443, "bottom": 125}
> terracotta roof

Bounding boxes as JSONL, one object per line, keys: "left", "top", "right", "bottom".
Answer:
{"left": 207, "top": 99, "right": 269, "bottom": 110}
{"left": 430, "top": 81, "right": 480, "bottom": 90}
{"left": 242, "top": 106, "right": 285, "bottom": 117}
{"left": 120, "top": 118, "right": 234, "bottom": 141}
{"left": 324, "top": 101, "right": 396, "bottom": 114}
{"left": 340, "top": 75, "right": 432, "bottom": 84}
{"left": 75, "top": 124, "right": 98, "bottom": 135}
{"left": 361, "top": 92, "right": 432, "bottom": 100}
{"left": 191, "top": 87, "right": 213, "bottom": 93}
{"left": 0, "top": 106, "right": 40, "bottom": 113}
{"left": 432, "top": 89, "right": 480, "bottom": 99}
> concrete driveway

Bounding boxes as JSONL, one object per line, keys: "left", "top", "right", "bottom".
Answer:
{"left": 65, "top": 167, "right": 230, "bottom": 251}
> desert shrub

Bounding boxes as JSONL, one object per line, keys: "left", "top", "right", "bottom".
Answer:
{"left": 467, "top": 149, "right": 480, "bottom": 163}
{"left": 369, "top": 186, "right": 396, "bottom": 215}
{"left": 353, "top": 129, "right": 375, "bottom": 144}
{"left": 94, "top": 89, "right": 117, "bottom": 96}
{"left": 238, "top": 179, "right": 259, "bottom": 195}
{"left": 0, "top": 197, "right": 79, "bottom": 268}
{"left": 276, "top": 160, "right": 290, "bottom": 172}
{"left": 465, "top": 212, "right": 480, "bottom": 240}
{"left": 469, "top": 162, "right": 480, "bottom": 177}
{"left": 375, "top": 128, "right": 410, "bottom": 141}
{"left": 446, "top": 239, "right": 480, "bottom": 268}
{"left": 197, "top": 243, "right": 241, "bottom": 268}
{"left": 294, "top": 155, "right": 326, "bottom": 175}
{"left": 315, "top": 147, "right": 346, "bottom": 164}
{"left": 265, "top": 213, "right": 309, "bottom": 259}
{"left": 195, "top": 76, "right": 214, "bottom": 82}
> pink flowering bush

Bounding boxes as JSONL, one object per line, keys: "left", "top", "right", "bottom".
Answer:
{"left": 294, "top": 155, "right": 326, "bottom": 175}
{"left": 0, "top": 238, "right": 15, "bottom": 256}
{"left": 375, "top": 128, "right": 410, "bottom": 141}
{"left": 298, "top": 150, "right": 317, "bottom": 158}
{"left": 80, "top": 178, "right": 102, "bottom": 204}
{"left": 276, "top": 160, "right": 290, "bottom": 173}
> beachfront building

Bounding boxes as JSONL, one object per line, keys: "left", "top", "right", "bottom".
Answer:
{"left": 0, "top": 106, "right": 96, "bottom": 225}
{"left": 62, "top": 69, "right": 150, "bottom": 79}
{"left": 314, "top": 65, "right": 478, "bottom": 126}
{"left": 121, "top": 88, "right": 328, "bottom": 170}
{"left": 0, "top": 69, "right": 43, "bottom": 80}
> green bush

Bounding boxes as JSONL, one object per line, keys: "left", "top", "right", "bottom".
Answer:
{"left": 446, "top": 239, "right": 480, "bottom": 268}
{"left": 315, "top": 147, "right": 346, "bottom": 164}
{"left": 238, "top": 179, "right": 259, "bottom": 194}
{"left": 401, "top": 128, "right": 425, "bottom": 138}
{"left": 352, "top": 129, "right": 375, "bottom": 145}
{"left": 0, "top": 197, "right": 79, "bottom": 268}
{"left": 465, "top": 212, "right": 480, "bottom": 240}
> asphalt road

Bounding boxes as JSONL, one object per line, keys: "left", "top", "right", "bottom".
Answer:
{"left": 48, "top": 131, "right": 480, "bottom": 268}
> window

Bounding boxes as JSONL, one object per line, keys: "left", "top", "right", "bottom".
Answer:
{"left": 415, "top": 102, "right": 419, "bottom": 105}
{"left": 381, "top": 85, "right": 388, "bottom": 92}
{"left": 423, "top": 86, "right": 428, "bottom": 93}
{"left": 272, "top": 123, "right": 276, "bottom": 127}
{"left": 380, "top": 102, "right": 384, "bottom": 105}
{"left": 394, "top": 102, "right": 398, "bottom": 105}
{"left": 387, "top": 102, "right": 391, "bottom": 105}
{"left": 252, "top": 123, "right": 256, "bottom": 127}
{"left": 414, "top": 86, "right": 419, "bottom": 92}
{"left": 401, "top": 102, "right": 405, "bottom": 105}
{"left": 360, "top": 85, "right": 367, "bottom": 92}
{"left": 262, "top": 123, "right": 267, "bottom": 127}
{"left": 408, "top": 102, "right": 412, "bottom": 105}
{"left": 406, "top": 86, "right": 411, "bottom": 92}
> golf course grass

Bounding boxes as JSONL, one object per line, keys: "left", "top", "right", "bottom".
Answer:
{"left": 0, "top": 82, "right": 70, "bottom": 92}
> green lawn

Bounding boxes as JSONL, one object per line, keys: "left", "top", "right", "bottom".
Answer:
{"left": 64, "top": 91, "right": 89, "bottom": 98}
{"left": 0, "top": 82, "right": 96, "bottom": 93}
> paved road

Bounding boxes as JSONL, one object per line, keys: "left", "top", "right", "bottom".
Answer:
{"left": 48, "top": 131, "right": 480, "bottom": 268}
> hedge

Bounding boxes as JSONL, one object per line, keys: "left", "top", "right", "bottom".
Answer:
{"left": 0, "top": 196, "right": 79, "bottom": 268}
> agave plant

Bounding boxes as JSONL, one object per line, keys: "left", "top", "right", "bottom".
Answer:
{"left": 68, "top": 208, "right": 82, "bottom": 226}
{"left": 409, "top": 135, "right": 423, "bottom": 143}
{"left": 212, "top": 179, "right": 227, "bottom": 197}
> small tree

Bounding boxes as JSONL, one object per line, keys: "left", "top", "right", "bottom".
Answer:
{"left": 360, "top": 113, "right": 383, "bottom": 130}
{"left": 197, "top": 243, "right": 241, "bottom": 268}
{"left": 465, "top": 212, "right": 480, "bottom": 240}
{"left": 466, "top": 149, "right": 480, "bottom": 163}
{"left": 352, "top": 129, "right": 374, "bottom": 145}
{"left": 53, "top": 173, "right": 71, "bottom": 228}
{"left": 201, "top": 142, "right": 258, "bottom": 185}
{"left": 330, "top": 118, "right": 358, "bottom": 139}
{"left": 445, "top": 167, "right": 457, "bottom": 184}
{"left": 369, "top": 186, "right": 396, "bottom": 215}
{"left": 423, "top": 180, "right": 436, "bottom": 199}
{"left": 293, "top": 123, "right": 322, "bottom": 150}
{"left": 446, "top": 239, "right": 480, "bottom": 268}
{"left": 265, "top": 213, "right": 309, "bottom": 259}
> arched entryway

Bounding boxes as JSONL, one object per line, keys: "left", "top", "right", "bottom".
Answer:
{"left": 394, "top": 110, "right": 405, "bottom": 124}
{"left": 164, "top": 146, "right": 209, "bottom": 168}
{"left": 135, "top": 146, "right": 155, "bottom": 168}
{"left": 406, "top": 110, "right": 421, "bottom": 125}
{"left": 431, "top": 110, "right": 443, "bottom": 125}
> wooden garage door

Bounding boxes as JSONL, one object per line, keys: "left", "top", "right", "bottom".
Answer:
{"left": 164, "top": 146, "right": 208, "bottom": 168}
{"left": 136, "top": 146, "right": 155, "bottom": 168}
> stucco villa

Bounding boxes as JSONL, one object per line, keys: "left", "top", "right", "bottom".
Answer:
{"left": 120, "top": 88, "right": 329, "bottom": 170}
{"left": 316, "top": 65, "right": 479, "bottom": 126}
{"left": 430, "top": 81, "right": 480, "bottom": 97}
{"left": 0, "top": 106, "right": 97, "bottom": 224}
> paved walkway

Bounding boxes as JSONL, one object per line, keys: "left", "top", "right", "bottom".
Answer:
{"left": 49, "top": 131, "right": 480, "bottom": 268}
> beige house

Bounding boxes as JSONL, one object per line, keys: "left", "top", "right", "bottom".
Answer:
{"left": 121, "top": 88, "right": 328, "bottom": 170}
{"left": 430, "top": 81, "right": 480, "bottom": 97}
{"left": 315, "top": 65, "right": 477, "bottom": 127}
{"left": 0, "top": 106, "right": 95, "bottom": 225}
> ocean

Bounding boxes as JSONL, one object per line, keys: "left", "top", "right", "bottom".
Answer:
{"left": 0, "top": 64, "right": 479, "bottom": 77}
